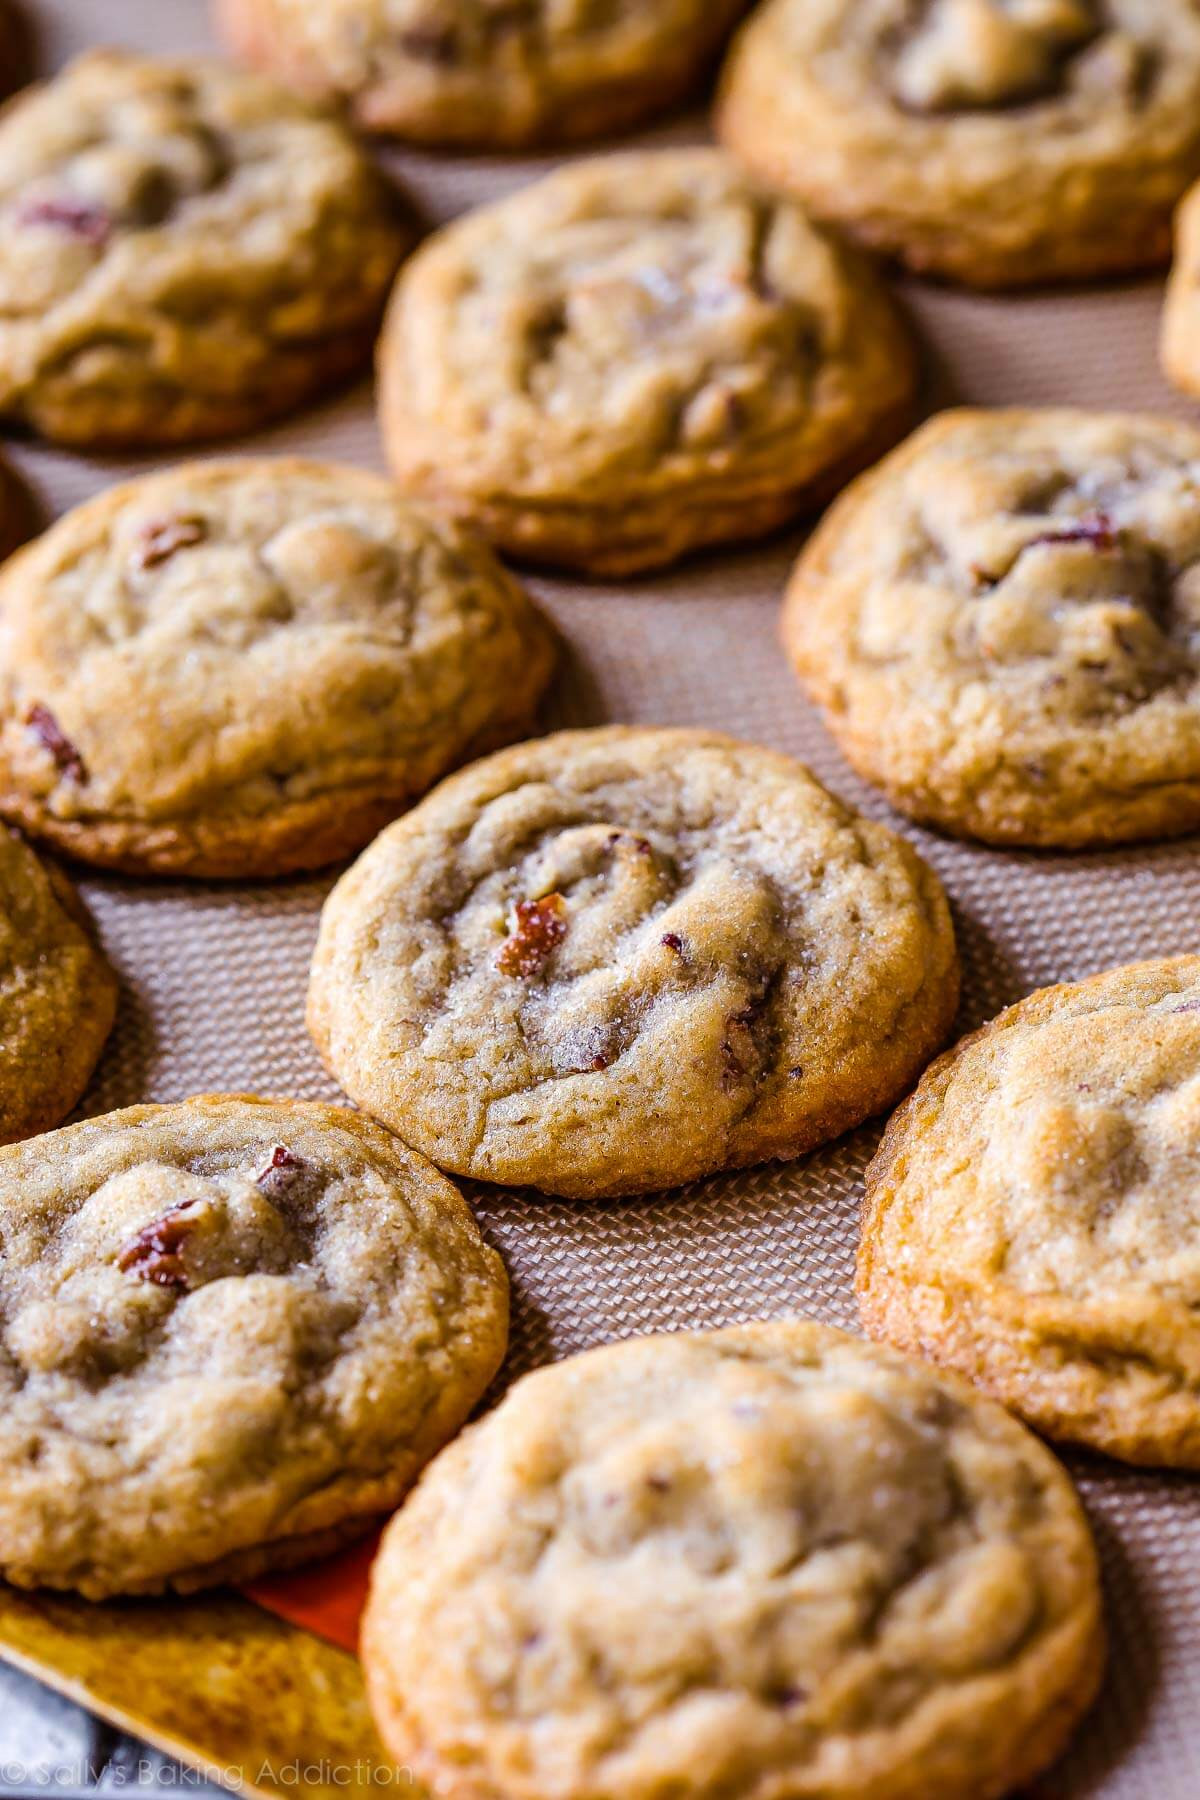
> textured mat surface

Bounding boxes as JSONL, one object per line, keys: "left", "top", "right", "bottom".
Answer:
{"left": 1, "top": 0, "right": 1198, "bottom": 1793}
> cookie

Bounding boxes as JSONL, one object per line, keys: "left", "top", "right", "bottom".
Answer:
{"left": 785, "top": 408, "right": 1200, "bottom": 848}
{"left": 0, "top": 825, "right": 115, "bottom": 1142}
{"left": 860, "top": 958, "right": 1200, "bottom": 1469}
{"left": 0, "top": 49, "right": 410, "bottom": 448}
{"left": 0, "top": 458, "right": 556, "bottom": 878}
{"left": 717, "top": 0, "right": 1200, "bottom": 288}
{"left": 308, "top": 727, "right": 959, "bottom": 1200}
{"left": 362, "top": 1318, "right": 1104, "bottom": 1800}
{"left": 217, "top": 0, "right": 748, "bottom": 149}
{"left": 1161, "top": 176, "right": 1200, "bottom": 398}
{"left": 377, "top": 149, "right": 916, "bottom": 577}
{"left": 0, "top": 1094, "right": 508, "bottom": 1598}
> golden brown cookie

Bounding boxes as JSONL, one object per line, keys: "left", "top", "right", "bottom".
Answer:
{"left": 378, "top": 149, "right": 915, "bottom": 577}
{"left": 717, "top": 0, "right": 1200, "bottom": 287}
{"left": 0, "top": 458, "right": 556, "bottom": 878}
{"left": 0, "top": 49, "right": 410, "bottom": 448}
{"left": 217, "top": 0, "right": 749, "bottom": 148}
{"left": 785, "top": 407, "right": 1200, "bottom": 848}
{"left": 860, "top": 958, "right": 1200, "bottom": 1468}
{"left": 308, "top": 727, "right": 959, "bottom": 1199}
{"left": 0, "top": 825, "right": 115, "bottom": 1142}
{"left": 362, "top": 1318, "right": 1104, "bottom": 1800}
{"left": 0, "top": 1094, "right": 508, "bottom": 1598}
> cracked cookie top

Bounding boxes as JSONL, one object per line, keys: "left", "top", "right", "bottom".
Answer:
{"left": 308, "top": 727, "right": 959, "bottom": 1199}
{"left": 0, "top": 457, "right": 556, "bottom": 878}
{"left": 362, "top": 1318, "right": 1103, "bottom": 1800}
{"left": 718, "top": 0, "right": 1200, "bottom": 285}
{"left": 0, "top": 49, "right": 410, "bottom": 446}
{"left": 218, "top": 0, "right": 750, "bottom": 148}
{"left": 378, "top": 149, "right": 915, "bottom": 575}
{"left": 0, "top": 1095, "right": 508, "bottom": 1598}
{"left": 0, "top": 826, "right": 116, "bottom": 1143}
{"left": 785, "top": 408, "right": 1200, "bottom": 847}
{"left": 860, "top": 958, "right": 1200, "bottom": 1467}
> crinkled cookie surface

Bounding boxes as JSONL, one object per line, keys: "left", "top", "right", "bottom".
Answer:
{"left": 363, "top": 1319, "right": 1104, "bottom": 1800}
{"left": 218, "top": 0, "right": 749, "bottom": 147}
{"left": 786, "top": 408, "right": 1200, "bottom": 846}
{"left": 0, "top": 825, "right": 115, "bottom": 1142}
{"left": 860, "top": 957, "right": 1200, "bottom": 1467}
{"left": 308, "top": 727, "right": 959, "bottom": 1198}
{"left": 379, "top": 149, "right": 915, "bottom": 574}
{"left": 718, "top": 0, "right": 1200, "bottom": 285}
{"left": 0, "top": 457, "right": 555, "bottom": 876}
{"left": 0, "top": 49, "right": 410, "bottom": 445}
{"left": 0, "top": 1095, "right": 508, "bottom": 1598}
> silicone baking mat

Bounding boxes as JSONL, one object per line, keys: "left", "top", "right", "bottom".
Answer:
{"left": 1, "top": 1, "right": 1199, "bottom": 1793}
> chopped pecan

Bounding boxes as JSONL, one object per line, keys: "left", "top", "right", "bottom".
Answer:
{"left": 1025, "top": 510, "right": 1118, "bottom": 554}
{"left": 25, "top": 703, "right": 87, "bottom": 783}
{"left": 496, "top": 893, "right": 568, "bottom": 979}
{"left": 255, "top": 1144, "right": 305, "bottom": 1191}
{"left": 117, "top": 1199, "right": 200, "bottom": 1290}
{"left": 134, "top": 514, "right": 207, "bottom": 570}
{"left": 17, "top": 196, "right": 111, "bottom": 246}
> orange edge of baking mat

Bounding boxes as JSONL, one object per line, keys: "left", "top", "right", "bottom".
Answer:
{"left": 241, "top": 1532, "right": 379, "bottom": 1655}
{"left": 0, "top": 1577, "right": 411, "bottom": 1797}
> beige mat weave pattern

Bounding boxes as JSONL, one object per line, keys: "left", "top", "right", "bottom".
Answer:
{"left": 8, "top": 3, "right": 1200, "bottom": 1793}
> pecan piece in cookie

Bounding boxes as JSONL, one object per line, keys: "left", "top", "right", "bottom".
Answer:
{"left": 117, "top": 1198, "right": 200, "bottom": 1290}
{"left": 496, "top": 893, "right": 568, "bottom": 978}
{"left": 254, "top": 1144, "right": 311, "bottom": 1197}
{"left": 16, "top": 195, "right": 112, "bottom": 245}
{"left": 25, "top": 704, "right": 87, "bottom": 783}
{"left": 1024, "top": 510, "right": 1118, "bottom": 554}
{"left": 133, "top": 514, "right": 207, "bottom": 569}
